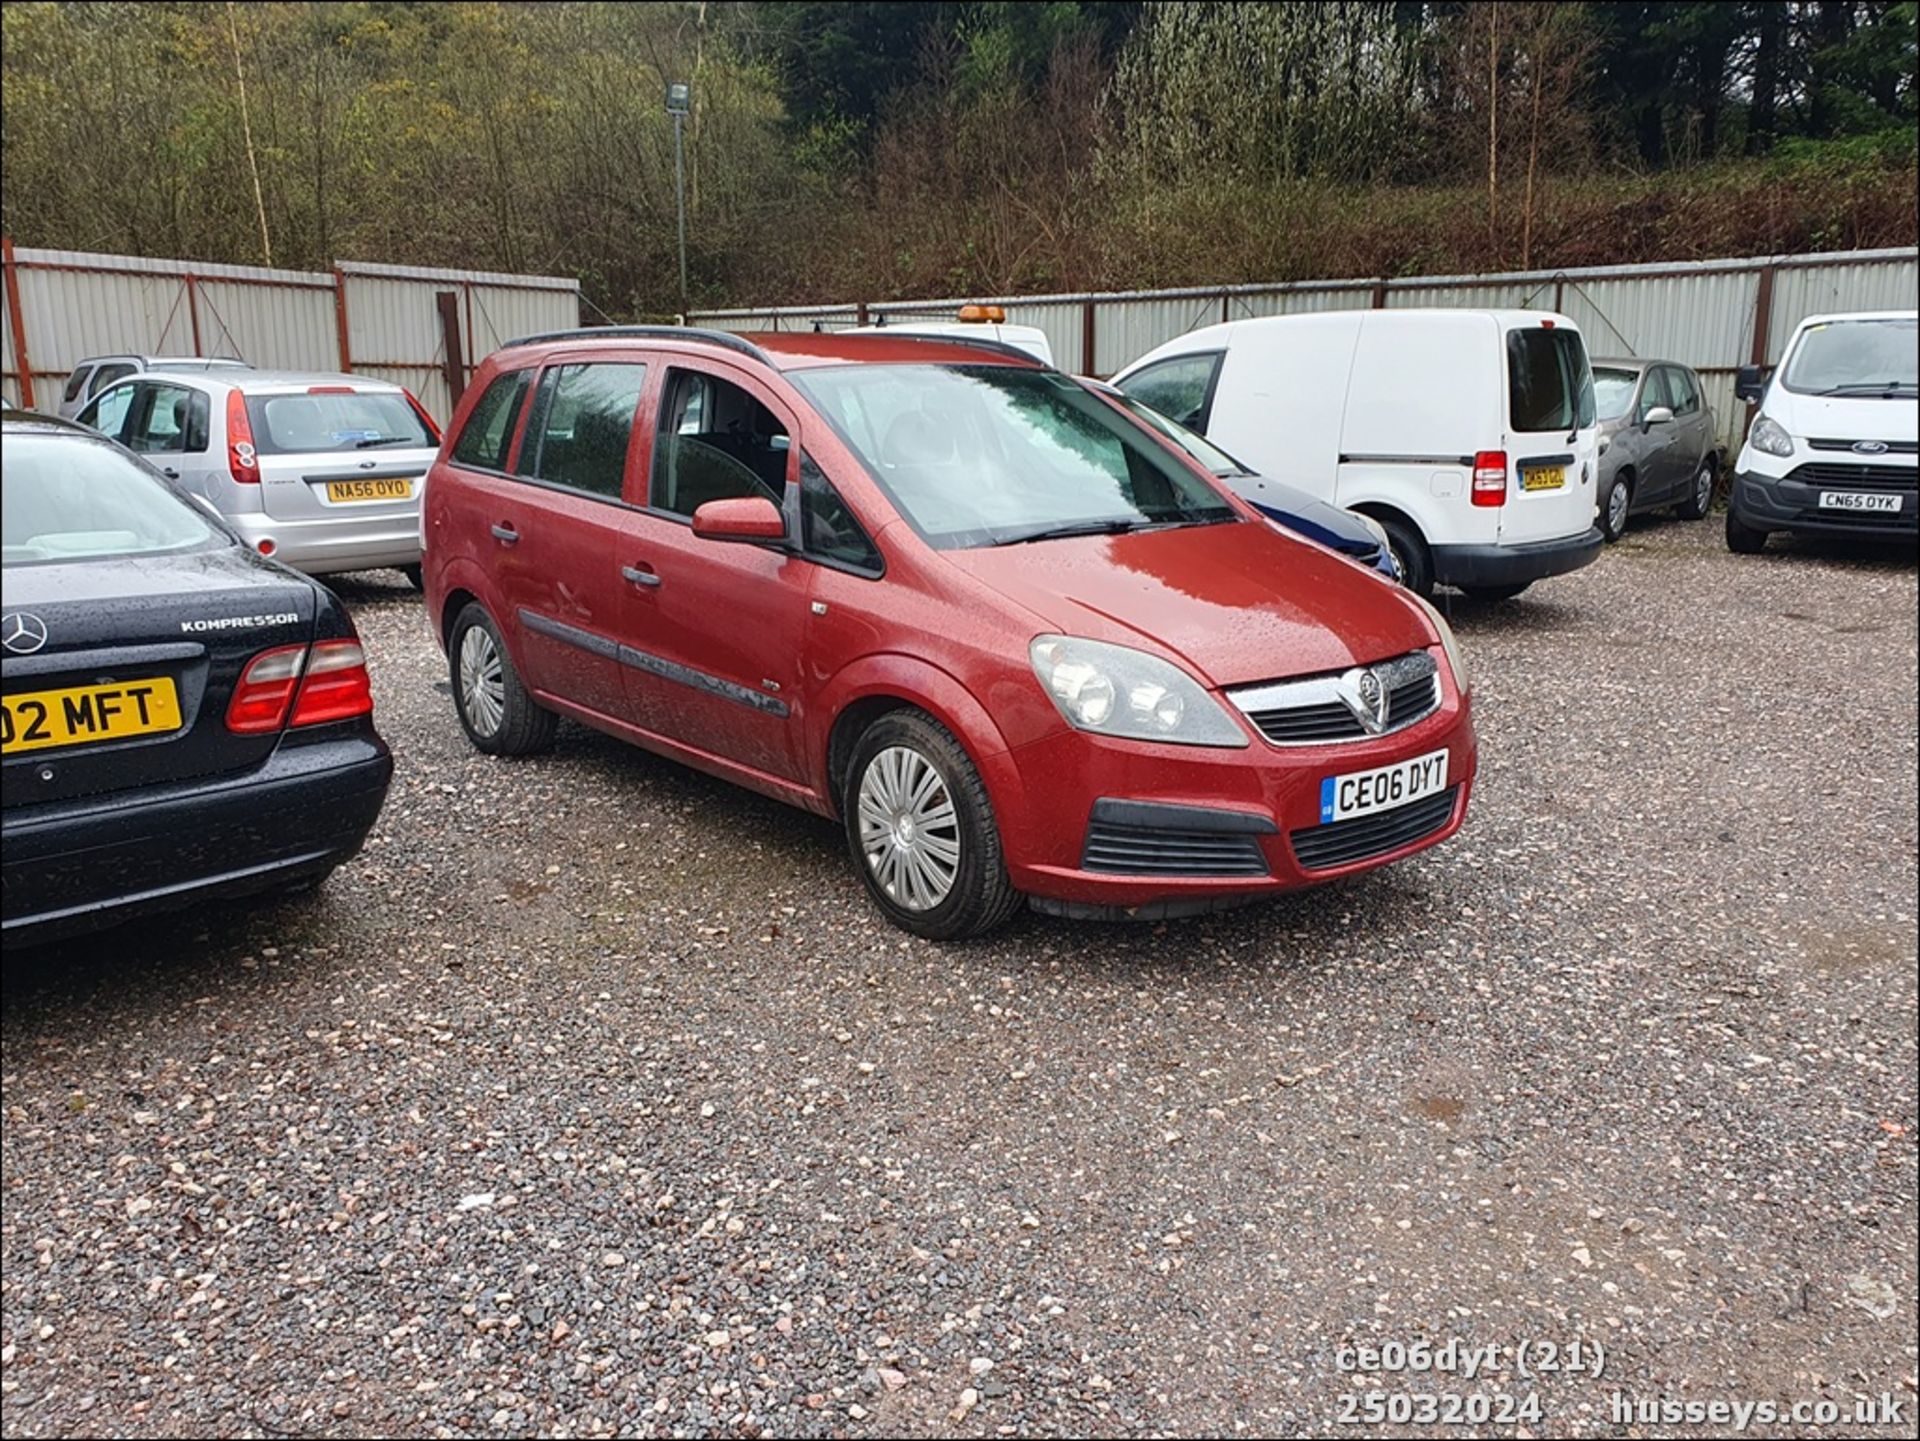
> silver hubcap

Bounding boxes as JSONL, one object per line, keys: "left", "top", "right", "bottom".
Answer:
{"left": 459, "top": 625, "right": 506, "bottom": 736}
{"left": 1608, "top": 480, "right": 1629, "bottom": 530}
{"left": 857, "top": 746, "right": 960, "bottom": 911}
{"left": 1696, "top": 467, "right": 1713, "bottom": 509}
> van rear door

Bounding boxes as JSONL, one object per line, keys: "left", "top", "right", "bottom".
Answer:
{"left": 1501, "top": 324, "right": 1600, "bottom": 544}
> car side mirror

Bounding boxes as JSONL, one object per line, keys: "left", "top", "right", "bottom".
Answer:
{"left": 691, "top": 495, "right": 787, "bottom": 544}
{"left": 1735, "top": 364, "right": 1770, "bottom": 403}
{"left": 1642, "top": 405, "right": 1674, "bottom": 429}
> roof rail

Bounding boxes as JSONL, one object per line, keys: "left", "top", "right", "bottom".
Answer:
{"left": 847, "top": 330, "right": 1047, "bottom": 366}
{"left": 502, "top": 325, "right": 775, "bottom": 367}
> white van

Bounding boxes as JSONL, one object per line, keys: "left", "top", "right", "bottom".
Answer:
{"left": 1726, "top": 310, "right": 1917, "bottom": 554}
{"left": 1111, "top": 310, "right": 1604, "bottom": 599}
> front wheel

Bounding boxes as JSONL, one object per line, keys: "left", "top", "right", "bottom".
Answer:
{"left": 1725, "top": 510, "right": 1769, "bottom": 555}
{"left": 1598, "top": 472, "right": 1631, "bottom": 542}
{"left": 844, "top": 710, "right": 1021, "bottom": 941}
{"left": 448, "top": 602, "right": 557, "bottom": 756}
{"left": 1677, "top": 458, "right": 1715, "bottom": 520}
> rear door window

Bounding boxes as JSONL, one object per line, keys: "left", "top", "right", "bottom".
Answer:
{"left": 1116, "top": 352, "right": 1224, "bottom": 433}
{"left": 127, "top": 383, "right": 208, "bottom": 454}
{"left": 651, "top": 368, "right": 790, "bottom": 517}
{"left": 516, "top": 362, "right": 647, "bottom": 501}
{"left": 246, "top": 390, "right": 433, "bottom": 455}
{"left": 1507, "top": 327, "right": 1595, "bottom": 433}
{"left": 89, "top": 362, "right": 136, "bottom": 397}
{"left": 450, "top": 369, "right": 531, "bottom": 472}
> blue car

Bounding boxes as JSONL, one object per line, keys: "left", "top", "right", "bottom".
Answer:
{"left": 1084, "top": 379, "right": 1402, "bottom": 583}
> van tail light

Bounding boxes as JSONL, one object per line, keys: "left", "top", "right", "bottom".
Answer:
{"left": 403, "top": 389, "right": 441, "bottom": 444}
{"left": 227, "top": 391, "right": 261, "bottom": 484}
{"left": 1471, "top": 450, "right": 1508, "bottom": 507}
{"left": 289, "top": 640, "right": 374, "bottom": 726}
{"left": 227, "top": 640, "right": 373, "bottom": 733}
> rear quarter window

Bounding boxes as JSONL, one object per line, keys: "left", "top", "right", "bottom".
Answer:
{"left": 450, "top": 369, "right": 532, "bottom": 471}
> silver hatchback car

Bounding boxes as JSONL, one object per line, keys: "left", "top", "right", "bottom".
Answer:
{"left": 73, "top": 369, "right": 439, "bottom": 584}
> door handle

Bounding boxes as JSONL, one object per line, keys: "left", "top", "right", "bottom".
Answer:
{"left": 490, "top": 524, "right": 520, "bottom": 544}
{"left": 621, "top": 565, "right": 661, "bottom": 588}
{"left": 161, "top": 466, "right": 180, "bottom": 479}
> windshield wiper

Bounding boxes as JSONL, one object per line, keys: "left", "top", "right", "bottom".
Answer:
{"left": 353, "top": 435, "right": 421, "bottom": 449}
{"left": 991, "top": 518, "right": 1150, "bottom": 547}
{"left": 1818, "top": 381, "right": 1917, "bottom": 396}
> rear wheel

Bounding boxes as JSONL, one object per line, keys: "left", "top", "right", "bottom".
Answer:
{"left": 1460, "top": 582, "right": 1531, "bottom": 602}
{"left": 1725, "top": 510, "right": 1769, "bottom": 555}
{"left": 844, "top": 710, "right": 1020, "bottom": 941}
{"left": 1598, "top": 470, "right": 1632, "bottom": 542}
{"left": 1375, "top": 515, "right": 1434, "bottom": 598}
{"left": 449, "top": 602, "right": 556, "bottom": 756}
{"left": 1677, "top": 458, "right": 1715, "bottom": 520}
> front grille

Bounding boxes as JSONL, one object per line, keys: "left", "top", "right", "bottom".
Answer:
{"left": 1230, "top": 651, "right": 1440, "bottom": 746}
{"left": 1807, "top": 438, "right": 1918, "bottom": 455}
{"left": 1289, "top": 786, "right": 1458, "bottom": 871}
{"left": 1787, "top": 462, "right": 1918, "bottom": 491}
{"left": 1082, "top": 821, "right": 1270, "bottom": 877}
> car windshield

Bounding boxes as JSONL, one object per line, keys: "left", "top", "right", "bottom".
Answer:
{"left": 1592, "top": 367, "right": 1639, "bottom": 420}
{"left": 1103, "top": 388, "right": 1252, "bottom": 477}
{"left": 1780, "top": 317, "right": 1918, "bottom": 396}
{"left": 791, "top": 365, "right": 1236, "bottom": 549}
{"left": 1507, "top": 326, "right": 1596, "bottom": 433}
{"left": 246, "top": 390, "right": 432, "bottom": 454}
{"left": 2, "top": 432, "right": 221, "bottom": 565}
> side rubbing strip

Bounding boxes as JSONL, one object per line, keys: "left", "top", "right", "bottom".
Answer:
{"left": 518, "top": 609, "right": 790, "bottom": 719}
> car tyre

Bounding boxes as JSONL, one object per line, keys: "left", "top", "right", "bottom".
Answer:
{"left": 1598, "top": 470, "right": 1632, "bottom": 542}
{"left": 1677, "top": 458, "right": 1715, "bottom": 520}
{"left": 400, "top": 564, "right": 424, "bottom": 590}
{"left": 843, "top": 709, "right": 1021, "bottom": 941}
{"left": 449, "top": 602, "right": 556, "bottom": 756}
{"left": 1725, "top": 510, "right": 1769, "bottom": 554}
{"left": 1375, "top": 515, "right": 1434, "bottom": 598}
{"left": 1460, "top": 582, "right": 1531, "bottom": 602}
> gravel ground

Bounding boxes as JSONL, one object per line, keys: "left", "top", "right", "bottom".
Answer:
{"left": 3, "top": 516, "right": 1915, "bottom": 1439}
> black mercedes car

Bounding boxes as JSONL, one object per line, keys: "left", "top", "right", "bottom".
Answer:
{"left": 2, "top": 409, "right": 393, "bottom": 944}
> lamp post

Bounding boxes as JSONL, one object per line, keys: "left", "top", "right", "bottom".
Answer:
{"left": 666, "top": 82, "right": 691, "bottom": 317}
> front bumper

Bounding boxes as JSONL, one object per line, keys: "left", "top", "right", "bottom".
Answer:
{"left": 2, "top": 730, "right": 393, "bottom": 945}
{"left": 1729, "top": 469, "right": 1917, "bottom": 539}
{"left": 993, "top": 683, "right": 1477, "bottom": 911}
{"left": 1431, "top": 528, "right": 1603, "bottom": 588}
{"left": 227, "top": 509, "right": 422, "bottom": 575}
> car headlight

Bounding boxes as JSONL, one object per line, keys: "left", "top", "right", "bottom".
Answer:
{"left": 1028, "top": 635, "right": 1248, "bottom": 748}
{"left": 1408, "top": 595, "right": 1469, "bottom": 695}
{"left": 1749, "top": 415, "right": 1794, "bottom": 458}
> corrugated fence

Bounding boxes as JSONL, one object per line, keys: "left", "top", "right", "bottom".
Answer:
{"left": 690, "top": 247, "right": 1919, "bottom": 450}
{"left": 1, "top": 241, "right": 580, "bottom": 424}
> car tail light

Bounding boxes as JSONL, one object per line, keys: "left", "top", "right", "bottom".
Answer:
{"left": 403, "top": 389, "right": 442, "bottom": 444}
{"left": 289, "top": 640, "right": 373, "bottom": 726}
{"left": 1471, "top": 450, "right": 1508, "bottom": 507}
{"left": 227, "top": 391, "right": 261, "bottom": 484}
{"left": 227, "top": 640, "right": 374, "bottom": 733}
{"left": 227, "top": 644, "right": 306, "bottom": 732}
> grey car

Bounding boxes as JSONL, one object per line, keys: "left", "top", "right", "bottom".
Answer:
{"left": 1592, "top": 357, "right": 1720, "bottom": 541}
{"left": 55, "top": 354, "right": 251, "bottom": 419}
{"left": 72, "top": 369, "right": 438, "bottom": 585}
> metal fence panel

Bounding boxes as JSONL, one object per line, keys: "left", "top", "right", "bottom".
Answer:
{"left": 1768, "top": 254, "right": 1920, "bottom": 355}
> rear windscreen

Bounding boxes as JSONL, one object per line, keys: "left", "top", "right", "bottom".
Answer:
{"left": 2, "top": 434, "right": 219, "bottom": 565}
{"left": 1508, "top": 328, "right": 1596, "bottom": 434}
{"left": 247, "top": 391, "right": 431, "bottom": 455}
